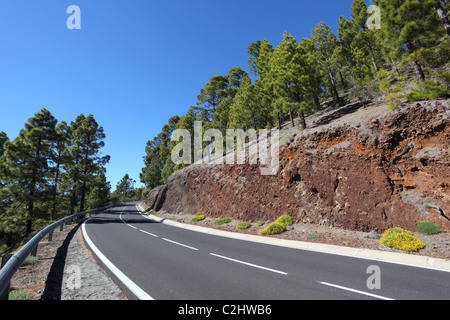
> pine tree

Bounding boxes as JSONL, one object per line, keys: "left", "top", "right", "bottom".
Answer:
{"left": 86, "top": 167, "right": 111, "bottom": 209}
{"left": 196, "top": 75, "right": 229, "bottom": 121}
{"left": 435, "top": 0, "right": 450, "bottom": 38}
{"left": 270, "top": 32, "right": 321, "bottom": 130}
{"left": 0, "top": 109, "right": 57, "bottom": 236}
{"left": 0, "top": 131, "right": 8, "bottom": 158}
{"left": 337, "top": 0, "right": 383, "bottom": 80}
{"left": 49, "top": 121, "right": 71, "bottom": 220}
{"left": 311, "top": 22, "right": 341, "bottom": 102}
{"left": 247, "top": 39, "right": 282, "bottom": 129}
{"left": 228, "top": 75, "right": 254, "bottom": 129}
{"left": 114, "top": 173, "right": 136, "bottom": 202}
{"left": 374, "top": 0, "right": 445, "bottom": 87}
{"left": 67, "top": 114, "right": 109, "bottom": 213}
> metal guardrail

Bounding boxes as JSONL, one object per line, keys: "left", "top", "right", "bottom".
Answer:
{"left": 0, "top": 204, "right": 116, "bottom": 300}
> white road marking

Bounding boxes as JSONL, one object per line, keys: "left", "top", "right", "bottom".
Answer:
{"left": 162, "top": 238, "right": 199, "bottom": 251}
{"left": 119, "top": 207, "right": 138, "bottom": 230}
{"left": 119, "top": 207, "right": 127, "bottom": 224}
{"left": 209, "top": 253, "right": 288, "bottom": 275}
{"left": 318, "top": 282, "right": 394, "bottom": 300}
{"left": 82, "top": 216, "right": 154, "bottom": 300}
{"left": 140, "top": 229, "right": 158, "bottom": 237}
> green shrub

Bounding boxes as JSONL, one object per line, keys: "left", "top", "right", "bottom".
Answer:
{"left": 380, "top": 227, "right": 425, "bottom": 252}
{"left": 22, "top": 255, "right": 38, "bottom": 266}
{"left": 256, "top": 220, "right": 265, "bottom": 227}
{"left": 407, "top": 79, "right": 449, "bottom": 101}
{"left": 9, "top": 290, "right": 29, "bottom": 300}
{"left": 190, "top": 213, "right": 205, "bottom": 223}
{"left": 378, "top": 69, "right": 406, "bottom": 110}
{"left": 307, "top": 234, "right": 320, "bottom": 239}
{"left": 415, "top": 221, "right": 442, "bottom": 235}
{"left": 236, "top": 222, "right": 252, "bottom": 229}
{"left": 215, "top": 217, "right": 232, "bottom": 226}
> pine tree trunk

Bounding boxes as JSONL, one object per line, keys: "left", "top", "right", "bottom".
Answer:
{"left": 26, "top": 201, "right": 33, "bottom": 237}
{"left": 370, "top": 53, "right": 379, "bottom": 74}
{"left": 289, "top": 108, "right": 295, "bottom": 127}
{"left": 51, "top": 162, "right": 61, "bottom": 221}
{"left": 435, "top": 1, "right": 450, "bottom": 38}
{"left": 326, "top": 60, "right": 339, "bottom": 102}
{"left": 313, "top": 95, "right": 320, "bottom": 108}
{"left": 299, "top": 111, "right": 307, "bottom": 130}
{"left": 80, "top": 180, "right": 86, "bottom": 213}
{"left": 339, "top": 71, "right": 346, "bottom": 89}
{"left": 277, "top": 110, "right": 282, "bottom": 130}
{"left": 412, "top": 59, "right": 426, "bottom": 90}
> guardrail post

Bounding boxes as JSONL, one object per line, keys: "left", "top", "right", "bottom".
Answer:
{"left": 48, "top": 229, "right": 53, "bottom": 242}
{"left": 31, "top": 245, "right": 38, "bottom": 258}
{"left": 0, "top": 254, "right": 13, "bottom": 300}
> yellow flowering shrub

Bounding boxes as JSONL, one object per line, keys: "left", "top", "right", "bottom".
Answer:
{"left": 259, "top": 214, "right": 293, "bottom": 235}
{"left": 259, "top": 222, "right": 286, "bottom": 235}
{"left": 236, "top": 222, "right": 252, "bottom": 229}
{"left": 380, "top": 227, "right": 425, "bottom": 252}
{"left": 275, "top": 214, "right": 293, "bottom": 226}
{"left": 190, "top": 213, "right": 205, "bottom": 223}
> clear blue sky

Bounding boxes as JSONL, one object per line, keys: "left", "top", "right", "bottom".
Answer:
{"left": 0, "top": 0, "right": 356, "bottom": 190}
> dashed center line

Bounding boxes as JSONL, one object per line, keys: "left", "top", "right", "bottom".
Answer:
{"left": 162, "top": 238, "right": 199, "bottom": 251}
{"left": 209, "top": 253, "right": 288, "bottom": 275}
{"left": 318, "top": 282, "right": 394, "bottom": 300}
{"left": 140, "top": 229, "right": 159, "bottom": 237}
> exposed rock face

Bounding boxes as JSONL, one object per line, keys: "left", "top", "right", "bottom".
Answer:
{"left": 145, "top": 100, "right": 450, "bottom": 232}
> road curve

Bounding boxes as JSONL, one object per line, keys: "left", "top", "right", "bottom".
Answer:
{"left": 82, "top": 203, "right": 450, "bottom": 300}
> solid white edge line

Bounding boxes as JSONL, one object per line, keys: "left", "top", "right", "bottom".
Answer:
{"left": 82, "top": 216, "right": 155, "bottom": 300}
{"left": 162, "top": 238, "right": 199, "bottom": 251}
{"left": 318, "top": 282, "right": 394, "bottom": 300}
{"left": 210, "top": 253, "right": 288, "bottom": 275}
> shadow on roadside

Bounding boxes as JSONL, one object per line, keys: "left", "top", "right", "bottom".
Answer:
{"left": 40, "top": 224, "right": 80, "bottom": 300}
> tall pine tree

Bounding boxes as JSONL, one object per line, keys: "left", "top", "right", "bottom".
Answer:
{"left": 0, "top": 109, "right": 57, "bottom": 236}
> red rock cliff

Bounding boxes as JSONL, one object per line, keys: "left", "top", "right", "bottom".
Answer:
{"left": 145, "top": 100, "right": 450, "bottom": 232}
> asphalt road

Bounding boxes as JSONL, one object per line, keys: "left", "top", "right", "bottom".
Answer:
{"left": 82, "top": 203, "right": 450, "bottom": 300}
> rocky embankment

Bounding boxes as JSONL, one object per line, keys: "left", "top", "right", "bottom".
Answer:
{"left": 145, "top": 99, "right": 450, "bottom": 233}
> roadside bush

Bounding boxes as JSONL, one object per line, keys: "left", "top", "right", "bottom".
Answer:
{"left": 407, "top": 79, "right": 449, "bottom": 101}
{"left": 380, "top": 227, "right": 425, "bottom": 252}
{"left": 190, "top": 213, "right": 205, "bottom": 223}
{"left": 236, "top": 222, "right": 251, "bottom": 229}
{"left": 215, "top": 217, "right": 232, "bottom": 226}
{"left": 259, "top": 214, "right": 293, "bottom": 235}
{"left": 22, "top": 255, "right": 38, "bottom": 266}
{"left": 275, "top": 214, "right": 293, "bottom": 226}
{"left": 415, "top": 221, "right": 442, "bottom": 235}
{"left": 9, "top": 290, "right": 29, "bottom": 300}
{"left": 260, "top": 222, "right": 286, "bottom": 235}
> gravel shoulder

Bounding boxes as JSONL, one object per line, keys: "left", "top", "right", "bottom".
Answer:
{"left": 9, "top": 221, "right": 127, "bottom": 300}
